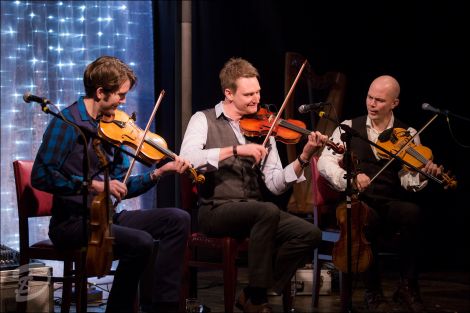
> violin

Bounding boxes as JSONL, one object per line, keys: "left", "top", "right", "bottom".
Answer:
{"left": 239, "top": 107, "right": 345, "bottom": 154}
{"left": 98, "top": 109, "right": 205, "bottom": 184}
{"left": 86, "top": 138, "right": 114, "bottom": 277}
{"left": 376, "top": 127, "right": 457, "bottom": 189}
{"left": 332, "top": 198, "right": 373, "bottom": 273}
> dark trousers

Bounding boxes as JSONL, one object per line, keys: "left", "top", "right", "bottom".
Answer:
{"left": 362, "top": 198, "right": 422, "bottom": 291}
{"left": 198, "top": 200, "right": 322, "bottom": 293}
{"left": 49, "top": 207, "right": 190, "bottom": 313}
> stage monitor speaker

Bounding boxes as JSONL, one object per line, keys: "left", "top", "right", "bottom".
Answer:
{"left": 0, "top": 265, "right": 53, "bottom": 313}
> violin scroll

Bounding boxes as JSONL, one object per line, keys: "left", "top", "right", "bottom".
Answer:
{"left": 440, "top": 171, "right": 457, "bottom": 190}
{"left": 188, "top": 167, "right": 205, "bottom": 184}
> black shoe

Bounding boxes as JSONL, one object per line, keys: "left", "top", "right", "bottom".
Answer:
{"left": 393, "top": 282, "right": 425, "bottom": 312}
{"left": 364, "top": 290, "right": 392, "bottom": 313}
{"left": 152, "top": 301, "right": 180, "bottom": 313}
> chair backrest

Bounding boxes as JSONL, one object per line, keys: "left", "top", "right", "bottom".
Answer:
{"left": 180, "top": 175, "right": 199, "bottom": 232}
{"left": 310, "top": 157, "right": 341, "bottom": 208}
{"left": 13, "top": 160, "right": 54, "bottom": 255}
{"left": 13, "top": 160, "right": 53, "bottom": 218}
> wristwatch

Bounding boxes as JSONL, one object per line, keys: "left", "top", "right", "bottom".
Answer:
{"left": 297, "top": 155, "right": 310, "bottom": 168}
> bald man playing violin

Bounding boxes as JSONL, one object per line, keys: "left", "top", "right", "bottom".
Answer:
{"left": 318, "top": 75, "right": 443, "bottom": 312}
{"left": 32, "top": 56, "right": 191, "bottom": 313}
{"left": 180, "top": 57, "right": 327, "bottom": 313}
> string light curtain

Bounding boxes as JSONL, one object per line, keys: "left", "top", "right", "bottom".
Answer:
{"left": 1, "top": 1, "right": 155, "bottom": 250}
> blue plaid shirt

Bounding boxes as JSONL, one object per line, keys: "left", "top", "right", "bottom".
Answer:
{"left": 32, "top": 96, "right": 156, "bottom": 199}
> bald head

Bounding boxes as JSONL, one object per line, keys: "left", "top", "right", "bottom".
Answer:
{"left": 369, "top": 75, "right": 401, "bottom": 100}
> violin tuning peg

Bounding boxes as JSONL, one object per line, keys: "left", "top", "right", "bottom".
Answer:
{"left": 131, "top": 112, "right": 137, "bottom": 121}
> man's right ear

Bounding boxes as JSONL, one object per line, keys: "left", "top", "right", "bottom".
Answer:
{"left": 96, "top": 87, "right": 105, "bottom": 101}
{"left": 224, "top": 88, "right": 234, "bottom": 102}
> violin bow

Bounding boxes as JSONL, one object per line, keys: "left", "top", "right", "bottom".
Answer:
{"left": 257, "top": 59, "right": 308, "bottom": 169}
{"left": 261, "top": 59, "right": 308, "bottom": 148}
{"left": 368, "top": 113, "right": 441, "bottom": 185}
{"left": 113, "top": 90, "right": 165, "bottom": 207}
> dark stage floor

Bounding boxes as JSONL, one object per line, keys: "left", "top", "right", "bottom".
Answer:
{"left": 56, "top": 266, "right": 469, "bottom": 313}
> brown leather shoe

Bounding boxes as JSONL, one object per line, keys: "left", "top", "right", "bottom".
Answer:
{"left": 235, "top": 290, "right": 248, "bottom": 311}
{"left": 236, "top": 289, "right": 272, "bottom": 313}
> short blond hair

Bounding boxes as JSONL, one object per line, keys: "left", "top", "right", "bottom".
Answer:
{"left": 219, "top": 57, "right": 259, "bottom": 94}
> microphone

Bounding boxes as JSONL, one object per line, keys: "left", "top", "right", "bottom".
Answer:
{"left": 298, "top": 102, "right": 329, "bottom": 114}
{"left": 23, "top": 92, "right": 51, "bottom": 104}
{"left": 422, "top": 102, "right": 446, "bottom": 115}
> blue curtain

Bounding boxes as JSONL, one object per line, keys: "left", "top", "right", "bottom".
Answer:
{"left": 1, "top": 1, "right": 155, "bottom": 250}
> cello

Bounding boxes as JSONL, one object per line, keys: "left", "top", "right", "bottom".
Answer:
{"left": 331, "top": 151, "right": 373, "bottom": 274}
{"left": 332, "top": 197, "right": 373, "bottom": 273}
{"left": 86, "top": 138, "right": 114, "bottom": 277}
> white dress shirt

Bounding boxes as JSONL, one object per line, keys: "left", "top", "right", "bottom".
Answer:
{"left": 180, "top": 101, "right": 306, "bottom": 195}
{"left": 317, "top": 113, "right": 427, "bottom": 192}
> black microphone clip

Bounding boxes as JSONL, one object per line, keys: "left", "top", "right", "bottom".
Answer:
{"left": 23, "top": 92, "right": 51, "bottom": 105}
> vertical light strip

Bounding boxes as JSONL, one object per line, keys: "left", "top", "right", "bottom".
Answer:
{"left": 0, "top": 1, "right": 155, "bottom": 250}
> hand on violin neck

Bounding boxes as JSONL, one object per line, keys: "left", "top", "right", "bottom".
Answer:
{"left": 418, "top": 160, "right": 443, "bottom": 181}
{"left": 153, "top": 156, "right": 191, "bottom": 179}
{"left": 301, "top": 131, "right": 328, "bottom": 160}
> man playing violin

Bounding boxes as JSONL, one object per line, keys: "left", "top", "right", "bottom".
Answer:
{"left": 32, "top": 55, "right": 191, "bottom": 313}
{"left": 180, "top": 57, "right": 328, "bottom": 313}
{"left": 317, "top": 75, "right": 443, "bottom": 312}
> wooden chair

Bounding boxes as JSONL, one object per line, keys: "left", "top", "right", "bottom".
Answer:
{"left": 181, "top": 176, "right": 293, "bottom": 313}
{"left": 13, "top": 160, "right": 88, "bottom": 313}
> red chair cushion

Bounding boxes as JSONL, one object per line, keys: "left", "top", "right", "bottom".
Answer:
{"left": 14, "top": 160, "right": 53, "bottom": 217}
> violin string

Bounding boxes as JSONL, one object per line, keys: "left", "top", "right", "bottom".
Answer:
{"left": 278, "top": 120, "right": 310, "bottom": 135}
{"left": 407, "top": 146, "right": 455, "bottom": 186}
{"left": 406, "top": 146, "right": 429, "bottom": 164}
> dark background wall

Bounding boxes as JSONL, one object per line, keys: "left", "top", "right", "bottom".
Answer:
{"left": 160, "top": 1, "right": 470, "bottom": 271}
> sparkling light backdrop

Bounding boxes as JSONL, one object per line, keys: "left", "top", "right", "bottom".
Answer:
{"left": 1, "top": 1, "right": 155, "bottom": 250}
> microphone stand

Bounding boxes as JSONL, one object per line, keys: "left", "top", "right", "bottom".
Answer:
{"left": 339, "top": 126, "right": 355, "bottom": 313}
{"left": 437, "top": 109, "right": 470, "bottom": 122}
{"left": 35, "top": 101, "right": 91, "bottom": 313}
{"left": 316, "top": 111, "right": 440, "bottom": 313}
